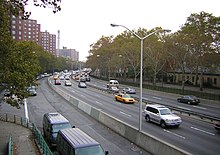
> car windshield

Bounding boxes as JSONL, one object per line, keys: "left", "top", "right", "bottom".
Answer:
{"left": 75, "top": 145, "right": 105, "bottom": 155}
{"left": 123, "top": 94, "right": 131, "bottom": 98}
{"left": 159, "top": 109, "right": 172, "bottom": 115}
{"left": 51, "top": 123, "right": 71, "bottom": 133}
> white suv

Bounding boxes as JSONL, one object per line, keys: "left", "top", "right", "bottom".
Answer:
{"left": 144, "top": 104, "right": 182, "bottom": 128}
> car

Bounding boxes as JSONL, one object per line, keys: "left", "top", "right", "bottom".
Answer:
{"left": 43, "top": 112, "right": 72, "bottom": 145}
{"left": 28, "top": 88, "right": 37, "bottom": 96}
{"left": 144, "top": 104, "right": 182, "bottom": 128}
{"left": 115, "top": 93, "right": 136, "bottom": 104}
{"left": 59, "top": 76, "right": 65, "bottom": 80}
{"left": 57, "top": 128, "right": 109, "bottom": 155}
{"left": 122, "top": 87, "right": 136, "bottom": 94}
{"left": 214, "top": 122, "right": 220, "bottom": 131}
{"left": 54, "top": 80, "right": 61, "bottom": 85}
{"left": 64, "top": 80, "right": 72, "bottom": 86}
{"left": 109, "top": 86, "right": 120, "bottom": 93}
{"left": 4, "top": 89, "right": 11, "bottom": 97}
{"left": 177, "top": 95, "right": 200, "bottom": 105}
{"left": 78, "top": 82, "right": 87, "bottom": 88}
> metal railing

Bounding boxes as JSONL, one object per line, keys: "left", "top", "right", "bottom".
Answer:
{"left": 0, "top": 113, "right": 53, "bottom": 155}
{"left": 8, "top": 135, "right": 13, "bottom": 155}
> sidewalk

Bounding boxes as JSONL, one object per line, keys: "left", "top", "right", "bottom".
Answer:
{"left": 0, "top": 121, "right": 40, "bottom": 155}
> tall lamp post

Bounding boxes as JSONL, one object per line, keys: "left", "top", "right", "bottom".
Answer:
{"left": 110, "top": 24, "right": 171, "bottom": 131}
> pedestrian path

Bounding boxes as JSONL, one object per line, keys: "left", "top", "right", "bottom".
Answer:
{"left": 0, "top": 121, "right": 40, "bottom": 155}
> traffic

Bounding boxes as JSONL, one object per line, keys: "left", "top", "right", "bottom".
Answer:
{"left": 46, "top": 70, "right": 220, "bottom": 155}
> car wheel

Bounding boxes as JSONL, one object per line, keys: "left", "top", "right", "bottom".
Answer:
{"left": 160, "top": 120, "right": 166, "bottom": 128}
{"left": 187, "top": 101, "right": 191, "bottom": 105}
{"left": 145, "top": 115, "right": 150, "bottom": 122}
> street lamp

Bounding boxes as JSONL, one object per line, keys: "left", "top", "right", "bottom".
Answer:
{"left": 111, "top": 23, "right": 171, "bottom": 131}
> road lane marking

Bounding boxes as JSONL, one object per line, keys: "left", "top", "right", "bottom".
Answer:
{"left": 120, "top": 111, "right": 131, "bottom": 117}
{"left": 163, "top": 129, "right": 186, "bottom": 139}
{"left": 96, "top": 101, "right": 103, "bottom": 105}
{"left": 152, "top": 96, "right": 162, "bottom": 100}
{"left": 192, "top": 106, "right": 206, "bottom": 110}
{"left": 177, "top": 106, "right": 191, "bottom": 111}
{"left": 190, "top": 126, "right": 215, "bottom": 136}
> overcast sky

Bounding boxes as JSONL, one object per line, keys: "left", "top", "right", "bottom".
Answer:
{"left": 26, "top": 0, "right": 220, "bottom": 61}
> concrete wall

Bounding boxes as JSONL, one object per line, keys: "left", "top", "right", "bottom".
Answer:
{"left": 48, "top": 79, "right": 191, "bottom": 155}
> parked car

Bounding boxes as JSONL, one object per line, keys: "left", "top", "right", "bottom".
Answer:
{"left": 177, "top": 95, "right": 200, "bottom": 105}
{"left": 144, "top": 104, "right": 182, "bottom": 128}
{"left": 54, "top": 80, "right": 61, "bottom": 85}
{"left": 78, "top": 82, "right": 87, "bottom": 88}
{"left": 122, "top": 87, "right": 136, "bottom": 94}
{"left": 214, "top": 122, "right": 220, "bottom": 131}
{"left": 43, "top": 112, "right": 72, "bottom": 145}
{"left": 64, "top": 80, "right": 72, "bottom": 86}
{"left": 4, "top": 89, "right": 11, "bottom": 97}
{"left": 28, "top": 88, "right": 37, "bottom": 96}
{"left": 115, "top": 93, "right": 136, "bottom": 104}
{"left": 57, "top": 128, "right": 108, "bottom": 155}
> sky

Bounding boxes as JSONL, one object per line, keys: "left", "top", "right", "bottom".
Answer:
{"left": 26, "top": 0, "right": 220, "bottom": 61}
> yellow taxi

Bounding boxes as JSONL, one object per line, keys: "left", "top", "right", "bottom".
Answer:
{"left": 115, "top": 93, "right": 136, "bottom": 104}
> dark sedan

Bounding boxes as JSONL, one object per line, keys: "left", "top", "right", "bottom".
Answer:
{"left": 177, "top": 95, "right": 200, "bottom": 105}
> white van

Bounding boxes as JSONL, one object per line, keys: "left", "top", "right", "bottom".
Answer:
{"left": 57, "top": 128, "right": 109, "bottom": 155}
{"left": 107, "top": 79, "right": 119, "bottom": 88}
{"left": 43, "top": 112, "right": 72, "bottom": 145}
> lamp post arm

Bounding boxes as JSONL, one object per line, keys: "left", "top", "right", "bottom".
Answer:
{"left": 110, "top": 24, "right": 141, "bottom": 40}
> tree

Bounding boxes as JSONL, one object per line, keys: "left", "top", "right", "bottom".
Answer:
{"left": 180, "top": 11, "right": 220, "bottom": 90}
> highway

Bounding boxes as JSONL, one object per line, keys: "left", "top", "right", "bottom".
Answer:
{"left": 26, "top": 78, "right": 150, "bottom": 155}
{"left": 51, "top": 77, "right": 220, "bottom": 155}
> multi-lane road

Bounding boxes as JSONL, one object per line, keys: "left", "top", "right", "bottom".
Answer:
{"left": 1, "top": 77, "right": 219, "bottom": 155}
{"left": 51, "top": 77, "right": 220, "bottom": 155}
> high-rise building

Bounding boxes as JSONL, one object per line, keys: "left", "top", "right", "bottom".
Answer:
{"left": 10, "top": 15, "right": 56, "bottom": 54}
{"left": 10, "top": 15, "right": 41, "bottom": 43}
{"left": 40, "top": 31, "right": 56, "bottom": 54}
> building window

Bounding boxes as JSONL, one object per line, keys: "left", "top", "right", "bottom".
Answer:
{"left": 12, "top": 30, "right": 16, "bottom": 35}
{"left": 19, "top": 31, "right": 21, "bottom": 35}
{"left": 12, "top": 20, "right": 16, "bottom": 24}
{"left": 214, "top": 78, "right": 217, "bottom": 85}
{"left": 12, "top": 36, "right": 15, "bottom": 39}
{"left": 19, "top": 36, "right": 21, "bottom": 39}
{"left": 19, "top": 26, "right": 21, "bottom": 30}
{"left": 192, "top": 76, "right": 195, "bottom": 82}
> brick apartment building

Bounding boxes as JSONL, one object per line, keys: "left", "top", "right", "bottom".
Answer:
{"left": 10, "top": 15, "right": 56, "bottom": 54}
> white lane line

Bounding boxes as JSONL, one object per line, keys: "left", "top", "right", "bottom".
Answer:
{"left": 152, "top": 96, "right": 162, "bottom": 100}
{"left": 191, "top": 126, "right": 215, "bottom": 136}
{"left": 95, "top": 101, "right": 103, "bottom": 105}
{"left": 164, "top": 129, "right": 186, "bottom": 139}
{"left": 177, "top": 106, "right": 191, "bottom": 111}
{"left": 192, "top": 106, "right": 206, "bottom": 110}
{"left": 120, "top": 111, "right": 132, "bottom": 117}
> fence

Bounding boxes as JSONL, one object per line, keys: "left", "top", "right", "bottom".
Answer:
{"left": 8, "top": 135, "right": 13, "bottom": 155}
{"left": 0, "top": 113, "right": 53, "bottom": 155}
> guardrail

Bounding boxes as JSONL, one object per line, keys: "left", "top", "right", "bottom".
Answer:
{"left": 87, "top": 82, "right": 220, "bottom": 123}
{"left": 0, "top": 113, "right": 53, "bottom": 155}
